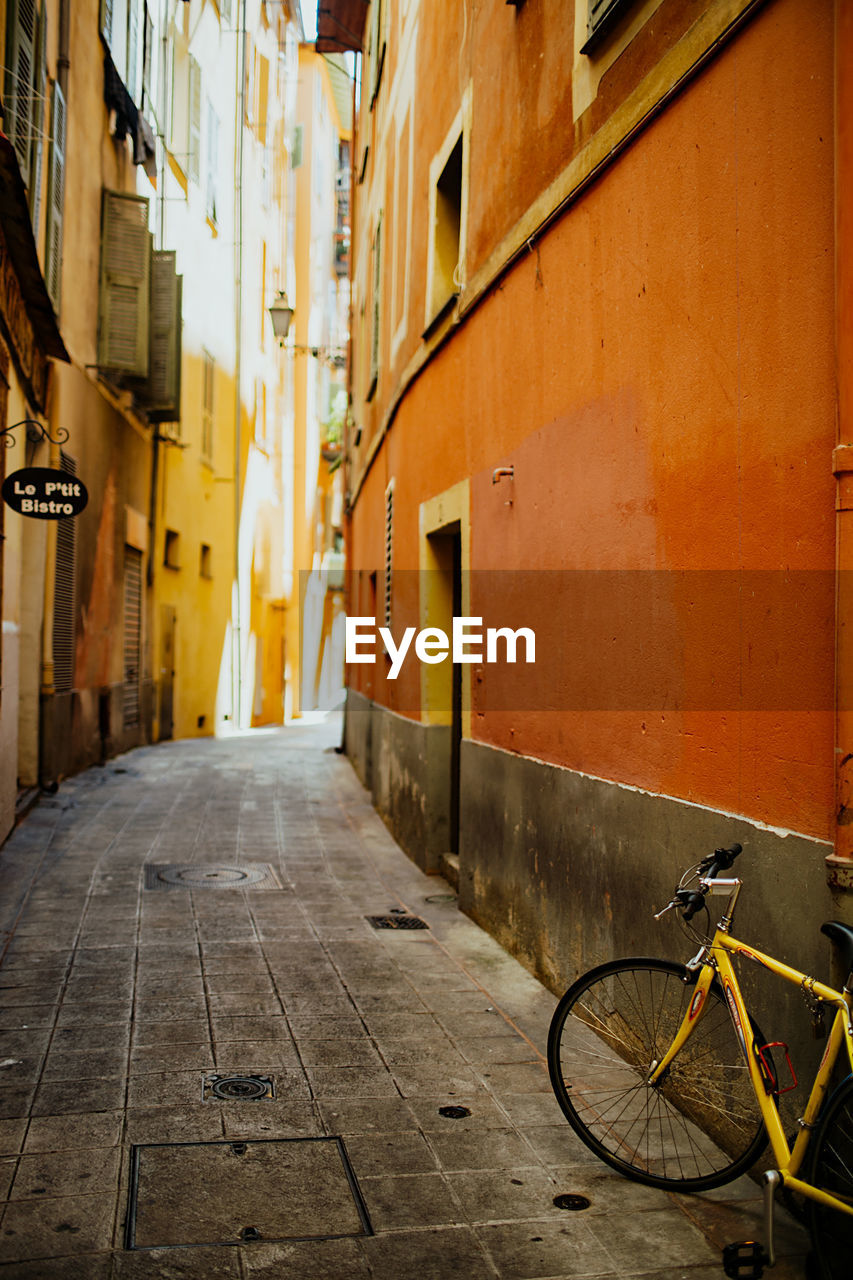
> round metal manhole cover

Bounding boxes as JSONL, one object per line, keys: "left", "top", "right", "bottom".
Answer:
{"left": 553, "top": 1193, "right": 591, "bottom": 1211}
{"left": 438, "top": 1105, "right": 471, "bottom": 1119}
{"left": 158, "top": 865, "right": 266, "bottom": 888}
{"left": 211, "top": 1076, "right": 270, "bottom": 1100}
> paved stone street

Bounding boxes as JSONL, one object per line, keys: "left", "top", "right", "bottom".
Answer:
{"left": 0, "top": 717, "right": 808, "bottom": 1278}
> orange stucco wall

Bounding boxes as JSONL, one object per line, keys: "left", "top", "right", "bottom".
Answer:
{"left": 347, "top": 0, "right": 836, "bottom": 841}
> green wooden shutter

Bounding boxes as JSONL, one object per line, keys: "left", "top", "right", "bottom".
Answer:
{"left": 188, "top": 55, "right": 201, "bottom": 182}
{"left": 28, "top": 2, "right": 47, "bottom": 234}
{"left": 98, "top": 190, "right": 151, "bottom": 376}
{"left": 7, "top": 0, "right": 37, "bottom": 185}
{"left": 143, "top": 251, "right": 182, "bottom": 422}
{"left": 44, "top": 80, "right": 66, "bottom": 311}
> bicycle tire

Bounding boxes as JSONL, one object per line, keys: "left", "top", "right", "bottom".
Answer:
{"left": 547, "top": 957, "right": 768, "bottom": 1190}
{"left": 807, "top": 1072, "right": 853, "bottom": 1280}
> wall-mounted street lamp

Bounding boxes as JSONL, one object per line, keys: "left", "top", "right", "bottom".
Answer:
{"left": 268, "top": 292, "right": 346, "bottom": 368}
{"left": 268, "top": 291, "right": 295, "bottom": 343}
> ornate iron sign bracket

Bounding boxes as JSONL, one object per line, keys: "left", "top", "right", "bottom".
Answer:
{"left": 0, "top": 419, "right": 69, "bottom": 449}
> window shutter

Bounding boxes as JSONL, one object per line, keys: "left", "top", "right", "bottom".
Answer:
{"left": 188, "top": 55, "right": 201, "bottom": 182}
{"left": 98, "top": 190, "right": 151, "bottom": 376}
{"left": 28, "top": 2, "right": 47, "bottom": 235}
{"left": 126, "top": 0, "right": 141, "bottom": 102}
{"left": 291, "top": 124, "right": 303, "bottom": 169}
{"left": 123, "top": 546, "right": 143, "bottom": 729}
{"left": 100, "top": 0, "right": 114, "bottom": 44}
{"left": 44, "top": 80, "right": 66, "bottom": 312}
{"left": 7, "top": 0, "right": 37, "bottom": 185}
{"left": 369, "top": 0, "right": 385, "bottom": 106}
{"left": 142, "top": 250, "right": 182, "bottom": 423}
{"left": 370, "top": 215, "right": 382, "bottom": 392}
{"left": 206, "top": 101, "right": 219, "bottom": 222}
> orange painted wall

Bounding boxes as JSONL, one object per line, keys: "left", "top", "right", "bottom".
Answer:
{"left": 347, "top": 0, "right": 836, "bottom": 840}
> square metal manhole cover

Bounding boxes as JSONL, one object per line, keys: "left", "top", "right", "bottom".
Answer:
{"left": 144, "top": 863, "right": 282, "bottom": 891}
{"left": 126, "top": 1137, "right": 372, "bottom": 1249}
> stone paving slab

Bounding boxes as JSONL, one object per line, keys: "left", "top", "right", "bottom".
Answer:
{"left": 0, "top": 715, "right": 811, "bottom": 1277}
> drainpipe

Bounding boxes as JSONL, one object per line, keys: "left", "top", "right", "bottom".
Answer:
{"left": 39, "top": 0, "right": 71, "bottom": 781}
{"left": 829, "top": 0, "right": 853, "bottom": 912}
{"left": 233, "top": 0, "right": 247, "bottom": 727}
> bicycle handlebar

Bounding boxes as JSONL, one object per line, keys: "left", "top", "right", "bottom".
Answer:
{"left": 655, "top": 844, "right": 743, "bottom": 922}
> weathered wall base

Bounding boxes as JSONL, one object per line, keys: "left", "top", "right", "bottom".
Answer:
{"left": 345, "top": 688, "right": 451, "bottom": 872}
{"left": 347, "top": 690, "right": 838, "bottom": 1084}
{"left": 39, "top": 679, "right": 155, "bottom": 786}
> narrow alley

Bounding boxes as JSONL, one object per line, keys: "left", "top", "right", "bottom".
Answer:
{"left": 0, "top": 720, "right": 808, "bottom": 1278}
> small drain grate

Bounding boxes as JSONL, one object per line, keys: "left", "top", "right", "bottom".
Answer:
{"left": 144, "top": 863, "right": 282, "bottom": 891}
{"left": 203, "top": 1074, "right": 274, "bottom": 1101}
{"left": 366, "top": 914, "right": 429, "bottom": 930}
{"left": 438, "top": 1105, "right": 471, "bottom": 1119}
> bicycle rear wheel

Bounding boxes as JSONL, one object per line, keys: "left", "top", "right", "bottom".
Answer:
{"left": 547, "top": 958, "right": 768, "bottom": 1191}
{"left": 808, "top": 1073, "right": 853, "bottom": 1280}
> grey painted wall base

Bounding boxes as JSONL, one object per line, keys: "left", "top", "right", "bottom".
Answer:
{"left": 346, "top": 688, "right": 840, "bottom": 1089}
{"left": 344, "top": 688, "right": 451, "bottom": 872}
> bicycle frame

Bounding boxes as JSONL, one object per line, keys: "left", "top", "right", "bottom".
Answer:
{"left": 650, "top": 916, "right": 853, "bottom": 1219}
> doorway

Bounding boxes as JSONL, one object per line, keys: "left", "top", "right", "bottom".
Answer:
{"left": 159, "top": 605, "right": 176, "bottom": 740}
{"left": 425, "top": 523, "right": 462, "bottom": 854}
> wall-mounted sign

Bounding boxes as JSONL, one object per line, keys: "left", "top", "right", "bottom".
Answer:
{"left": 1, "top": 468, "right": 88, "bottom": 518}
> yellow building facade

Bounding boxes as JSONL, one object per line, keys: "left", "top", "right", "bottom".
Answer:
{"left": 0, "top": 0, "right": 308, "bottom": 843}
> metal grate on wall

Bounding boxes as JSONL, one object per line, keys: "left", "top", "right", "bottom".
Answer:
{"left": 123, "top": 546, "right": 143, "bottom": 729}
{"left": 52, "top": 452, "right": 77, "bottom": 693}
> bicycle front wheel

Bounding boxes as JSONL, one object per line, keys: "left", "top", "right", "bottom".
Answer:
{"left": 547, "top": 958, "right": 768, "bottom": 1191}
{"left": 808, "top": 1073, "right": 853, "bottom": 1280}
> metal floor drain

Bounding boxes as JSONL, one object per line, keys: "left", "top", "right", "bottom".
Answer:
{"left": 144, "top": 863, "right": 282, "bottom": 891}
{"left": 203, "top": 1074, "right": 274, "bottom": 1101}
{"left": 126, "top": 1137, "right": 373, "bottom": 1249}
{"left": 366, "top": 914, "right": 429, "bottom": 930}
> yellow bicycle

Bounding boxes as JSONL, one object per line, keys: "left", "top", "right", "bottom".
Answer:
{"left": 547, "top": 844, "right": 853, "bottom": 1279}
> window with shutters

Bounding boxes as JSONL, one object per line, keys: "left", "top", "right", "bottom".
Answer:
{"left": 44, "top": 80, "right": 66, "bottom": 312}
{"left": 100, "top": 0, "right": 143, "bottom": 97}
{"left": 97, "top": 190, "right": 151, "bottom": 376}
{"left": 52, "top": 452, "right": 77, "bottom": 695}
{"left": 123, "top": 546, "right": 143, "bottom": 729}
{"left": 4, "top": 0, "right": 45, "bottom": 194}
{"left": 582, "top": 0, "right": 637, "bottom": 53}
{"left": 201, "top": 349, "right": 215, "bottom": 464}
{"left": 168, "top": 39, "right": 200, "bottom": 183}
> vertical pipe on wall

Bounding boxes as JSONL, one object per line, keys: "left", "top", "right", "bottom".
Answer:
{"left": 830, "top": 0, "right": 853, "bottom": 907}
{"left": 232, "top": 0, "right": 248, "bottom": 726}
